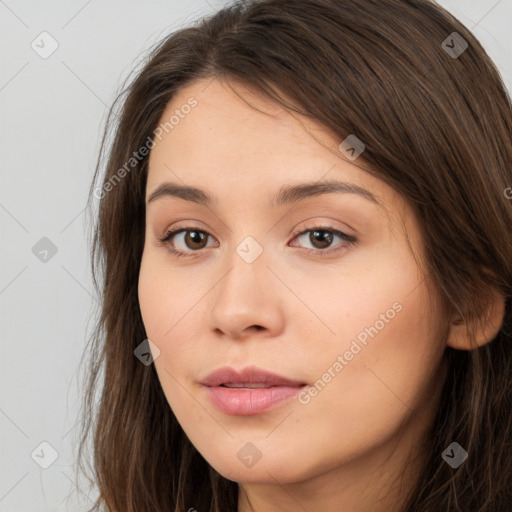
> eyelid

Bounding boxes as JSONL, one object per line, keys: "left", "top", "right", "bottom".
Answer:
{"left": 288, "top": 224, "right": 357, "bottom": 255}
{"left": 290, "top": 220, "right": 356, "bottom": 241}
{"left": 156, "top": 219, "right": 212, "bottom": 243}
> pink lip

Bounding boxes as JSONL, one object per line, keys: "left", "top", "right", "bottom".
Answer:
{"left": 201, "top": 365, "right": 307, "bottom": 416}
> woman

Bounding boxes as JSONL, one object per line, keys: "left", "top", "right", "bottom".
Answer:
{"left": 77, "top": 0, "right": 512, "bottom": 510}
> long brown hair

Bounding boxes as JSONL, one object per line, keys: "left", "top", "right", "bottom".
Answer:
{"left": 76, "top": 0, "right": 512, "bottom": 510}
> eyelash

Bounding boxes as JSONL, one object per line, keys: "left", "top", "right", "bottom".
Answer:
{"left": 156, "top": 223, "right": 358, "bottom": 258}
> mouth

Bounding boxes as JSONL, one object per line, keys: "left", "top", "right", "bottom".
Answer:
{"left": 219, "top": 383, "right": 301, "bottom": 388}
{"left": 201, "top": 366, "right": 308, "bottom": 415}
{"left": 201, "top": 365, "right": 307, "bottom": 388}
{"left": 203, "top": 384, "right": 307, "bottom": 415}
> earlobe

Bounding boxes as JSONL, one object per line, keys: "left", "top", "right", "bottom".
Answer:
{"left": 446, "top": 291, "right": 506, "bottom": 350}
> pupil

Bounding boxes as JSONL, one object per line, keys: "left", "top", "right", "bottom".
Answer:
{"left": 312, "top": 230, "right": 332, "bottom": 249}
{"left": 187, "top": 231, "right": 206, "bottom": 248}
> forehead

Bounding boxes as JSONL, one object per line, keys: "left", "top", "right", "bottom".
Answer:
{"left": 151, "top": 79, "right": 336, "bottom": 167}
{"left": 148, "top": 78, "right": 382, "bottom": 197}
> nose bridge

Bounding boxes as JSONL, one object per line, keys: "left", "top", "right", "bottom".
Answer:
{"left": 209, "top": 232, "right": 283, "bottom": 338}
{"left": 217, "top": 233, "right": 268, "bottom": 309}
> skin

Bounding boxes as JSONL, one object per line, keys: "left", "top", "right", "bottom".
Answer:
{"left": 137, "top": 77, "right": 463, "bottom": 512}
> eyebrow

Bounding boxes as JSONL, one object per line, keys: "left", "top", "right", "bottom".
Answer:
{"left": 146, "top": 180, "right": 380, "bottom": 207}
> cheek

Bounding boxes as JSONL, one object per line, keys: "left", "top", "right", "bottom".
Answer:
{"left": 138, "top": 251, "right": 207, "bottom": 372}
{"left": 302, "top": 247, "right": 443, "bottom": 416}
{"left": 308, "top": 274, "right": 441, "bottom": 419}
{"left": 138, "top": 251, "right": 199, "bottom": 341}
{"left": 138, "top": 260, "right": 165, "bottom": 341}
{"left": 297, "top": 246, "right": 420, "bottom": 352}
{"left": 286, "top": 282, "right": 444, "bottom": 478}
{"left": 138, "top": 254, "right": 204, "bottom": 413}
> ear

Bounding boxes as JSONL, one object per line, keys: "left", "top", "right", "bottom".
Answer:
{"left": 446, "top": 289, "right": 506, "bottom": 350}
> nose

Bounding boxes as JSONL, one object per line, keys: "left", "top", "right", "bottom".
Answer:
{"left": 209, "top": 245, "right": 285, "bottom": 341}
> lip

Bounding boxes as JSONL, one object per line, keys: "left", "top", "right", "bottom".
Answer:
{"left": 201, "top": 365, "right": 306, "bottom": 387}
{"left": 201, "top": 365, "right": 307, "bottom": 416}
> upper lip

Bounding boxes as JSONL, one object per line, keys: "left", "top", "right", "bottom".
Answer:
{"left": 201, "top": 365, "right": 307, "bottom": 387}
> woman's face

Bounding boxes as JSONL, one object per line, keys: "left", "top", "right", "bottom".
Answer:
{"left": 138, "top": 78, "right": 448, "bottom": 500}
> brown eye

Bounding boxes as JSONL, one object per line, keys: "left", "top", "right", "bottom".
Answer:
{"left": 292, "top": 226, "right": 357, "bottom": 254}
{"left": 308, "top": 229, "right": 333, "bottom": 249}
{"left": 159, "top": 228, "right": 215, "bottom": 254}
{"left": 181, "top": 230, "right": 209, "bottom": 250}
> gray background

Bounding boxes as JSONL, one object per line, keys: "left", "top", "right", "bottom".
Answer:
{"left": 1, "top": 1, "right": 510, "bottom": 510}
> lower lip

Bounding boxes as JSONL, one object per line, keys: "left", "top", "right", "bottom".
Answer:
{"left": 204, "top": 385, "right": 305, "bottom": 415}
